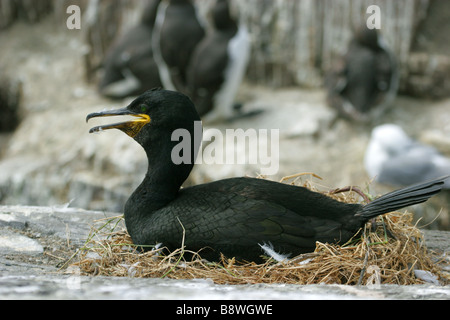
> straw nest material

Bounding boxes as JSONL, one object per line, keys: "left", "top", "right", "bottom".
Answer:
{"left": 68, "top": 174, "right": 449, "bottom": 286}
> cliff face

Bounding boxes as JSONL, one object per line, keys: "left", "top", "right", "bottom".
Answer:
{"left": 76, "top": 0, "right": 444, "bottom": 93}
{"left": 2, "top": 0, "right": 442, "bottom": 89}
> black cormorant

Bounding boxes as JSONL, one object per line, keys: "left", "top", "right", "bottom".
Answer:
{"left": 152, "top": 0, "right": 205, "bottom": 93}
{"left": 99, "top": 0, "right": 162, "bottom": 99}
{"left": 326, "top": 26, "right": 398, "bottom": 122}
{"left": 186, "top": 0, "right": 250, "bottom": 122}
{"left": 87, "top": 89, "right": 447, "bottom": 262}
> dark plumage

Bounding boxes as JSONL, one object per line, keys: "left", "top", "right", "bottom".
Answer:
{"left": 87, "top": 89, "right": 447, "bottom": 263}
{"left": 0, "top": 74, "right": 21, "bottom": 132}
{"left": 153, "top": 0, "right": 205, "bottom": 92}
{"left": 326, "top": 26, "right": 398, "bottom": 122}
{"left": 187, "top": 0, "right": 250, "bottom": 122}
{"left": 98, "top": 0, "right": 162, "bottom": 99}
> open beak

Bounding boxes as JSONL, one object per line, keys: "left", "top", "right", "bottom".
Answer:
{"left": 86, "top": 108, "right": 151, "bottom": 138}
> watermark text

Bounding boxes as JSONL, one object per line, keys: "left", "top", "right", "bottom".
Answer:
{"left": 66, "top": 5, "right": 81, "bottom": 30}
{"left": 172, "top": 122, "right": 280, "bottom": 176}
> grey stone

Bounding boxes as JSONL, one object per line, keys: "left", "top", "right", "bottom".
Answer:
{"left": 0, "top": 229, "right": 43, "bottom": 255}
{"left": 0, "top": 273, "right": 448, "bottom": 300}
{"left": 0, "top": 205, "right": 119, "bottom": 246}
{"left": 423, "top": 230, "right": 450, "bottom": 253}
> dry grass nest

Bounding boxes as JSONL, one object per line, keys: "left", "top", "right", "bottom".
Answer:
{"left": 67, "top": 174, "right": 449, "bottom": 286}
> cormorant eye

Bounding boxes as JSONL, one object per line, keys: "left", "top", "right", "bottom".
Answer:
{"left": 140, "top": 105, "right": 148, "bottom": 113}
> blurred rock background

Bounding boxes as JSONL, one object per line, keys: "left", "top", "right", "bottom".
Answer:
{"left": 0, "top": 0, "right": 449, "bottom": 229}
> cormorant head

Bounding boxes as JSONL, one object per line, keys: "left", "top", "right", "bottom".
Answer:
{"left": 86, "top": 88, "right": 201, "bottom": 147}
{"left": 212, "top": 0, "right": 236, "bottom": 31}
{"left": 354, "top": 26, "right": 380, "bottom": 50}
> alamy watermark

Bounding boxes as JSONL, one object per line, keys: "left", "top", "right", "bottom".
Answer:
{"left": 366, "top": 5, "right": 381, "bottom": 30}
{"left": 171, "top": 121, "right": 280, "bottom": 176}
{"left": 66, "top": 5, "right": 81, "bottom": 30}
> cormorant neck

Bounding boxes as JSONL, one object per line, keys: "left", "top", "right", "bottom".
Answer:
{"left": 125, "top": 128, "right": 195, "bottom": 233}
{"left": 124, "top": 118, "right": 200, "bottom": 244}
{"left": 141, "top": 127, "right": 195, "bottom": 199}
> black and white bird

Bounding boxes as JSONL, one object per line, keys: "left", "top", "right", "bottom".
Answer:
{"left": 152, "top": 0, "right": 205, "bottom": 93}
{"left": 98, "top": 0, "right": 162, "bottom": 99}
{"left": 365, "top": 124, "right": 450, "bottom": 188}
{"left": 326, "top": 26, "right": 398, "bottom": 122}
{"left": 187, "top": 0, "right": 251, "bottom": 122}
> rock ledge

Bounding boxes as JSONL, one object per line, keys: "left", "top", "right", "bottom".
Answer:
{"left": 0, "top": 205, "right": 448, "bottom": 300}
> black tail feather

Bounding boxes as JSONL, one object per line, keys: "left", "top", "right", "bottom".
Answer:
{"left": 356, "top": 176, "right": 449, "bottom": 219}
